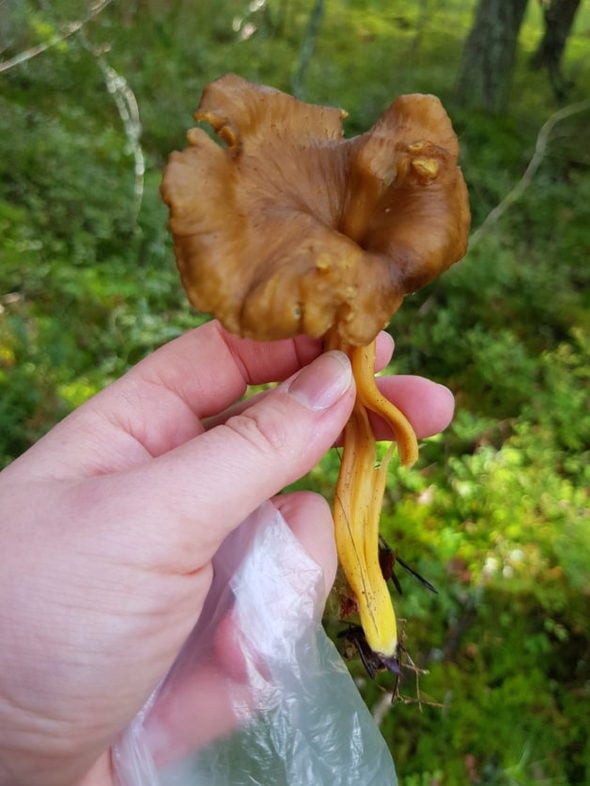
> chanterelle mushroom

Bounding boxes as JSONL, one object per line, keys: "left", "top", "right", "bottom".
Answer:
{"left": 162, "top": 74, "right": 470, "bottom": 660}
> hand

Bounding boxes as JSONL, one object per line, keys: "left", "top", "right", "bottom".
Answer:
{"left": 0, "top": 320, "right": 454, "bottom": 786}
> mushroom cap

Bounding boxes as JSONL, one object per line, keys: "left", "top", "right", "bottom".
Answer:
{"left": 161, "top": 74, "right": 470, "bottom": 346}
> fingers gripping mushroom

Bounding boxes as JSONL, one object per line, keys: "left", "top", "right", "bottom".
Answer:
{"left": 161, "top": 74, "right": 470, "bottom": 659}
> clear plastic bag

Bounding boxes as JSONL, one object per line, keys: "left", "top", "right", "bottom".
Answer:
{"left": 113, "top": 502, "right": 397, "bottom": 786}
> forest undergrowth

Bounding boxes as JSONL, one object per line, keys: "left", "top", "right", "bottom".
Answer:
{"left": 1, "top": 1, "right": 589, "bottom": 783}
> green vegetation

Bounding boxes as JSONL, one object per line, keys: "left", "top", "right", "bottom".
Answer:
{"left": 1, "top": 1, "right": 589, "bottom": 783}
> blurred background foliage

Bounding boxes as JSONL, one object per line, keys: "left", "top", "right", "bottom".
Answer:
{"left": 0, "top": 0, "right": 588, "bottom": 783}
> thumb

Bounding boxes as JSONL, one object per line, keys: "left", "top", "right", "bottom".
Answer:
{"left": 113, "top": 350, "right": 354, "bottom": 562}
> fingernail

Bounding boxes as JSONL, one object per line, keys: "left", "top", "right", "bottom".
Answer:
{"left": 284, "top": 351, "right": 352, "bottom": 411}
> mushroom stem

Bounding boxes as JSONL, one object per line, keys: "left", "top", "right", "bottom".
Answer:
{"left": 326, "top": 332, "right": 419, "bottom": 657}
{"left": 350, "top": 340, "right": 419, "bottom": 467}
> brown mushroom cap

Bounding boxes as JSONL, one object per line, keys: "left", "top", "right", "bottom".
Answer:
{"left": 161, "top": 74, "right": 470, "bottom": 346}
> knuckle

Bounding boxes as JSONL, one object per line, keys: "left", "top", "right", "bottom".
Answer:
{"left": 223, "top": 403, "right": 291, "bottom": 456}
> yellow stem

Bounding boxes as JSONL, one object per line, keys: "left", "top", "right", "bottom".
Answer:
{"left": 351, "top": 341, "right": 418, "bottom": 468}
{"left": 329, "top": 332, "right": 419, "bottom": 657}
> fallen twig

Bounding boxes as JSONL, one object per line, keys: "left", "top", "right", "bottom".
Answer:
{"left": 0, "top": 0, "right": 113, "bottom": 75}
{"left": 470, "top": 97, "right": 590, "bottom": 248}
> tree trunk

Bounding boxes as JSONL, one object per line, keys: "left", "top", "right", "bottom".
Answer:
{"left": 456, "top": 0, "right": 529, "bottom": 112}
{"left": 291, "top": 0, "right": 325, "bottom": 98}
{"left": 0, "top": 0, "right": 30, "bottom": 53}
{"left": 530, "top": 0, "right": 582, "bottom": 101}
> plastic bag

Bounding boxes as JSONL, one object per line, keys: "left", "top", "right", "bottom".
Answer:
{"left": 113, "top": 502, "right": 397, "bottom": 786}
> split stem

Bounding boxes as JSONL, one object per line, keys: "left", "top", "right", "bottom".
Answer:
{"left": 327, "top": 331, "right": 419, "bottom": 656}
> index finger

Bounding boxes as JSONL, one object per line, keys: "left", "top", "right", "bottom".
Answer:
{"left": 125, "top": 319, "right": 322, "bottom": 420}
{"left": 7, "top": 321, "right": 322, "bottom": 480}
{"left": 86, "top": 321, "right": 392, "bottom": 459}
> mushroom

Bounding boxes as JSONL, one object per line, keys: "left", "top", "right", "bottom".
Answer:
{"left": 161, "top": 74, "right": 470, "bottom": 659}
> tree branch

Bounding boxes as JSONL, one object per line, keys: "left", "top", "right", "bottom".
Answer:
{"left": 78, "top": 34, "right": 145, "bottom": 223}
{"left": 470, "top": 97, "right": 590, "bottom": 248}
{"left": 0, "top": 0, "right": 113, "bottom": 75}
